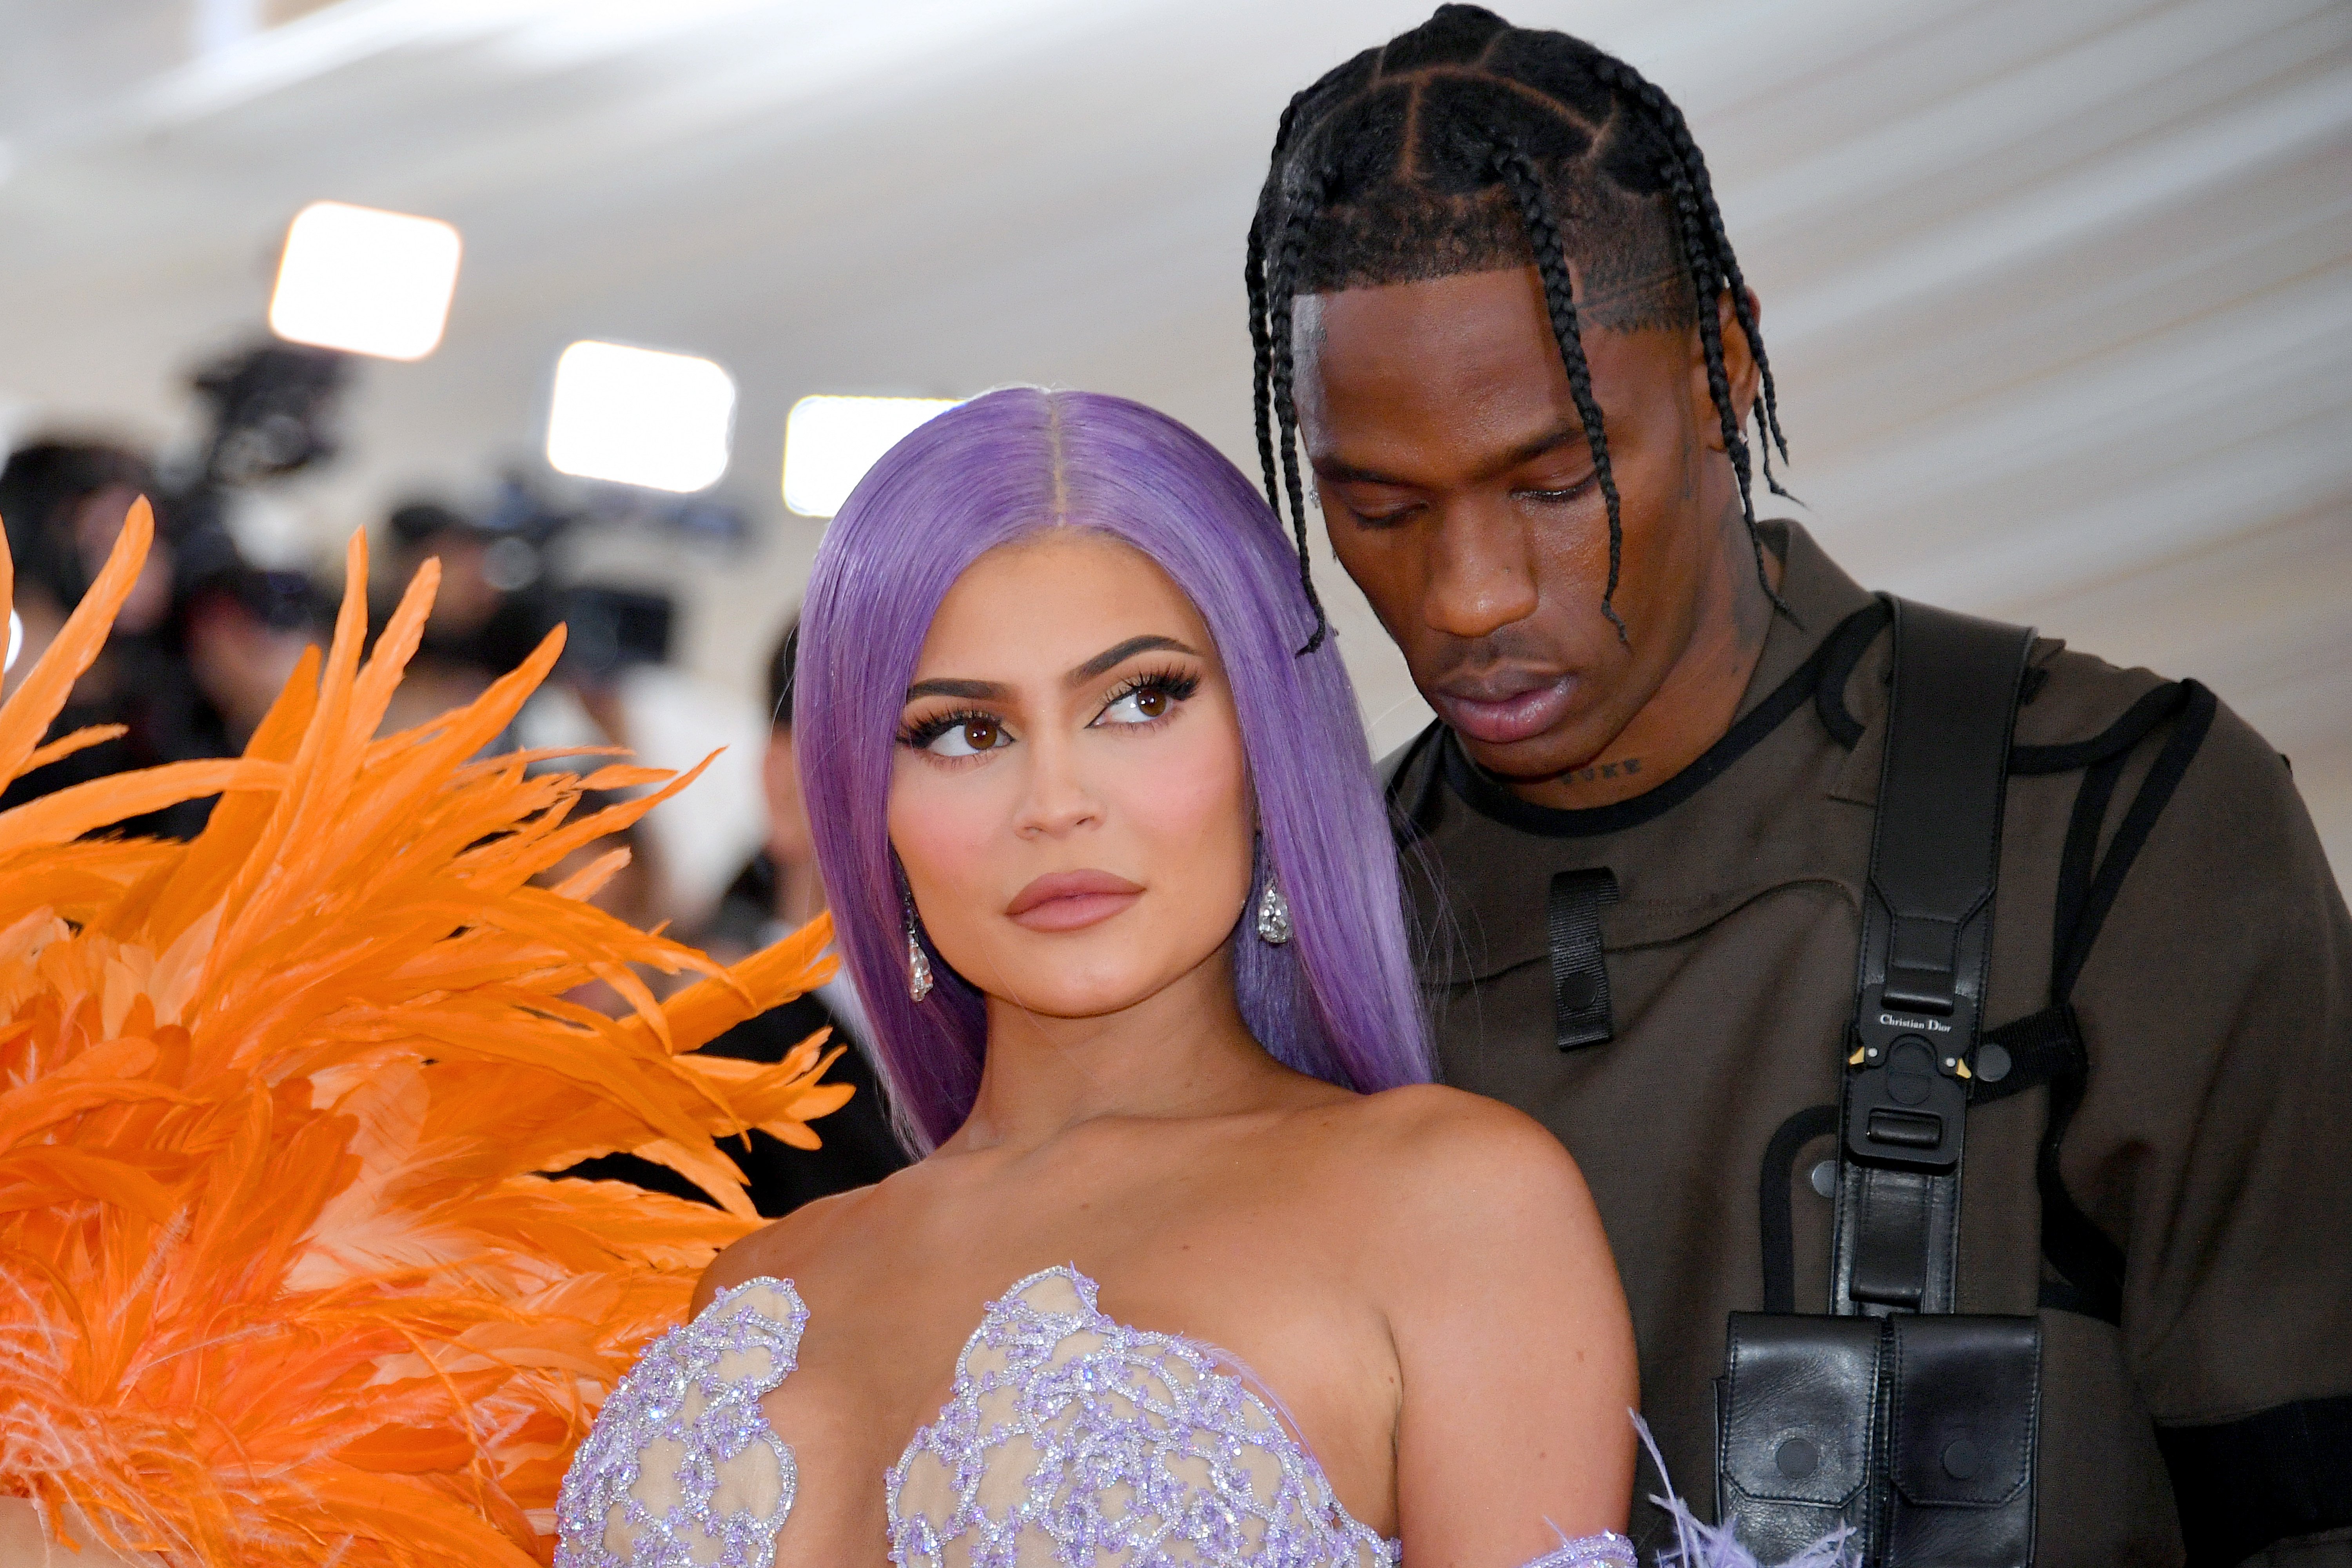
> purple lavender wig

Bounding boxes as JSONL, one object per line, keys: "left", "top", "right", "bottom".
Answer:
{"left": 795, "top": 388, "right": 1430, "bottom": 1154}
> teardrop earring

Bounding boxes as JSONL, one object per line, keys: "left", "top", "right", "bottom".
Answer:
{"left": 1255, "top": 876, "right": 1292, "bottom": 946}
{"left": 904, "top": 892, "right": 934, "bottom": 1002}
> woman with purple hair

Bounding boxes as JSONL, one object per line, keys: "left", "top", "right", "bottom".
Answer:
{"left": 556, "top": 388, "right": 1642, "bottom": 1566}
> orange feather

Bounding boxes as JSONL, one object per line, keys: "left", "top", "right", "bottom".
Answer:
{"left": 0, "top": 508, "right": 851, "bottom": 1563}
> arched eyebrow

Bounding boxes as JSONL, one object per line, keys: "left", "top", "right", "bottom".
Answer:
{"left": 902, "top": 635, "right": 1202, "bottom": 704}
{"left": 1066, "top": 635, "right": 1199, "bottom": 686}
{"left": 904, "top": 677, "right": 1005, "bottom": 701}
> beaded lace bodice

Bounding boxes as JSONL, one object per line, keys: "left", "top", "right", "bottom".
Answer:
{"left": 888, "top": 1265, "right": 1392, "bottom": 1566}
{"left": 555, "top": 1266, "right": 1637, "bottom": 1568}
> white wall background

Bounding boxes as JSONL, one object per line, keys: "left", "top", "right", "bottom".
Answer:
{"left": 3, "top": 0, "right": 2347, "bottom": 885}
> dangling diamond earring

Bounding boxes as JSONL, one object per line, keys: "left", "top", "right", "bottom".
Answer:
{"left": 904, "top": 893, "right": 934, "bottom": 1002}
{"left": 1255, "top": 876, "right": 1292, "bottom": 946}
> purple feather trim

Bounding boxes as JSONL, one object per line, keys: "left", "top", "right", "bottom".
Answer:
{"left": 1635, "top": 1413, "right": 1858, "bottom": 1568}
{"left": 1520, "top": 1528, "right": 1638, "bottom": 1567}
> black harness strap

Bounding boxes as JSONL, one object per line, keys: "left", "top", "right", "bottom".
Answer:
{"left": 1832, "top": 600, "right": 2034, "bottom": 1318}
{"left": 1976, "top": 1002, "right": 2120, "bottom": 1323}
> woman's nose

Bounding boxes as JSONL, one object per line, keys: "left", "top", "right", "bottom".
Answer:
{"left": 1013, "top": 733, "right": 1103, "bottom": 838}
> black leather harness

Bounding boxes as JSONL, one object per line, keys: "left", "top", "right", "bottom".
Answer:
{"left": 1385, "top": 587, "right": 2349, "bottom": 1563}
{"left": 1720, "top": 601, "right": 2042, "bottom": 1566}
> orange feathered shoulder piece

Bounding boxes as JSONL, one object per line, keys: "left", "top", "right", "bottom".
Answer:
{"left": 0, "top": 502, "right": 853, "bottom": 1564}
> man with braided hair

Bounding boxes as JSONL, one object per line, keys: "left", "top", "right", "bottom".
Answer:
{"left": 1246, "top": 8, "right": 2352, "bottom": 1564}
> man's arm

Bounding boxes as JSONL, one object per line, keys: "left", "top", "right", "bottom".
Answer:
{"left": 2063, "top": 695, "right": 2352, "bottom": 1564}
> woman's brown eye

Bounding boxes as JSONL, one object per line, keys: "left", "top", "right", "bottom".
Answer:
{"left": 1097, "top": 678, "right": 1186, "bottom": 728}
{"left": 920, "top": 713, "right": 1009, "bottom": 757}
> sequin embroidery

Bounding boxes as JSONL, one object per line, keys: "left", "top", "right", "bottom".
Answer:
{"left": 554, "top": 1277, "right": 805, "bottom": 1567}
{"left": 887, "top": 1265, "right": 1397, "bottom": 1567}
{"left": 557, "top": 1267, "right": 1648, "bottom": 1567}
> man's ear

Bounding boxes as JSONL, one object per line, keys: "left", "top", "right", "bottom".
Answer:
{"left": 1691, "top": 289, "right": 1763, "bottom": 453}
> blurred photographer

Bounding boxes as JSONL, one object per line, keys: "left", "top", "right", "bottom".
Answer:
{"left": 0, "top": 439, "right": 217, "bottom": 837}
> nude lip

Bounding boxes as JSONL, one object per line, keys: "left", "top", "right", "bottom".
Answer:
{"left": 1430, "top": 673, "right": 1577, "bottom": 746}
{"left": 1004, "top": 869, "right": 1144, "bottom": 932}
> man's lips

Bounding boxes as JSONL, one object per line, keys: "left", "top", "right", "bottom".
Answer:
{"left": 1429, "top": 674, "right": 1576, "bottom": 746}
{"left": 1004, "top": 869, "right": 1144, "bottom": 932}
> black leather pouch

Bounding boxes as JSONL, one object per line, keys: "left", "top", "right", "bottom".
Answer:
{"left": 1884, "top": 1314, "right": 2040, "bottom": 1568}
{"left": 1719, "top": 1313, "right": 1881, "bottom": 1559}
{"left": 1719, "top": 1312, "right": 2042, "bottom": 1567}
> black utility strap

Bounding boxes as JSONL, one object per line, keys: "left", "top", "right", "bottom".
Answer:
{"left": 1759, "top": 1102, "right": 1839, "bottom": 1314}
{"left": 1547, "top": 868, "right": 1620, "bottom": 1050}
{"left": 2159, "top": 1392, "right": 2352, "bottom": 1566}
{"left": 1832, "top": 599, "right": 2034, "bottom": 1318}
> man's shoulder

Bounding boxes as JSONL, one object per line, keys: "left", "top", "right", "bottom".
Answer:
{"left": 2013, "top": 637, "right": 2176, "bottom": 750}
{"left": 2013, "top": 638, "right": 2294, "bottom": 799}
{"left": 1999, "top": 636, "right": 2337, "bottom": 962}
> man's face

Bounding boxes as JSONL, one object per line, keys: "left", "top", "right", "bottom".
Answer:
{"left": 1296, "top": 265, "right": 1747, "bottom": 786}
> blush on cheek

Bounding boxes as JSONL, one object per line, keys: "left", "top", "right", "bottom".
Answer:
{"left": 1102, "top": 737, "right": 1253, "bottom": 922}
{"left": 886, "top": 769, "right": 1003, "bottom": 958}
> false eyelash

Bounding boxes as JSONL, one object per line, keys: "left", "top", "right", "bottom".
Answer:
{"left": 898, "top": 707, "right": 999, "bottom": 749}
{"left": 1098, "top": 664, "right": 1201, "bottom": 715}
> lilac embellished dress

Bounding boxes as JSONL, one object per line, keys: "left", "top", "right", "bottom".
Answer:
{"left": 554, "top": 1265, "right": 1637, "bottom": 1568}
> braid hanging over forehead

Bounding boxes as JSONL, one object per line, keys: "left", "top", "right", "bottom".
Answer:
{"left": 1247, "top": 3, "right": 1793, "bottom": 648}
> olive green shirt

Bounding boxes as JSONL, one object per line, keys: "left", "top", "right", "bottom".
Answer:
{"left": 1388, "top": 521, "right": 2352, "bottom": 1564}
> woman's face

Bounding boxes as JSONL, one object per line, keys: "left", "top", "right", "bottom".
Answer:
{"left": 888, "top": 530, "right": 1254, "bottom": 1022}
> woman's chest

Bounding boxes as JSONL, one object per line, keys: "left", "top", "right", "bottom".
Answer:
{"left": 753, "top": 1260, "right": 1396, "bottom": 1566}
{"left": 759, "top": 1214, "right": 1400, "bottom": 1550}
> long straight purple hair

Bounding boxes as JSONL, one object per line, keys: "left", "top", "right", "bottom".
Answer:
{"left": 796, "top": 388, "right": 1430, "bottom": 1154}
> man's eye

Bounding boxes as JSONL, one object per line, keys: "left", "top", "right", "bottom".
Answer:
{"left": 1344, "top": 499, "right": 1423, "bottom": 528}
{"left": 924, "top": 716, "right": 1011, "bottom": 757}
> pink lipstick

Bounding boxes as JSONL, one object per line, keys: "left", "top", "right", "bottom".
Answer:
{"left": 1005, "top": 869, "right": 1144, "bottom": 932}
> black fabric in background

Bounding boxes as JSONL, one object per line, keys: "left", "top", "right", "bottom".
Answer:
{"left": 0, "top": 641, "right": 233, "bottom": 840}
{"left": 559, "top": 989, "right": 909, "bottom": 1218}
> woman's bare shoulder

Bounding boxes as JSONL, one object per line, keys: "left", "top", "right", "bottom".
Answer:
{"left": 688, "top": 1165, "right": 913, "bottom": 1315}
{"left": 1301, "top": 1083, "right": 1612, "bottom": 1287}
{"left": 1324, "top": 1082, "right": 1590, "bottom": 1197}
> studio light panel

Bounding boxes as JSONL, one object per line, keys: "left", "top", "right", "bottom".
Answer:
{"left": 546, "top": 341, "right": 736, "bottom": 494}
{"left": 269, "top": 201, "right": 463, "bottom": 361}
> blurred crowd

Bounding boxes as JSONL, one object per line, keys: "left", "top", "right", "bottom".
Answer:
{"left": 2, "top": 348, "right": 907, "bottom": 1215}
{"left": 1, "top": 438, "right": 324, "bottom": 837}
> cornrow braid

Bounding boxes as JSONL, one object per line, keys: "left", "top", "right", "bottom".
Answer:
{"left": 1266, "top": 167, "right": 1332, "bottom": 654}
{"left": 1596, "top": 57, "right": 1793, "bottom": 500}
{"left": 1604, "top": 62, "right": 1794, "bottom": 615}
{"left": 1244, "top": 208, "right": 1278, "bottom": 515}
{"left": 1659, "top": 154, "right": 1764, "bottom": 602}
{"left": 1247, "top": 91, "right": 1313, "bottom": 523}
{"left": 1247, "top": 4, "right": 1800, "bottom": 644}
{"left": 1491, "top": 145, "right": 1626, "bottom": 641}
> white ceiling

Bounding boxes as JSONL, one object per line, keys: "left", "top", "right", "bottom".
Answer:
{"left": 3, "top": 0, "right": 2348, "bottom": 880}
